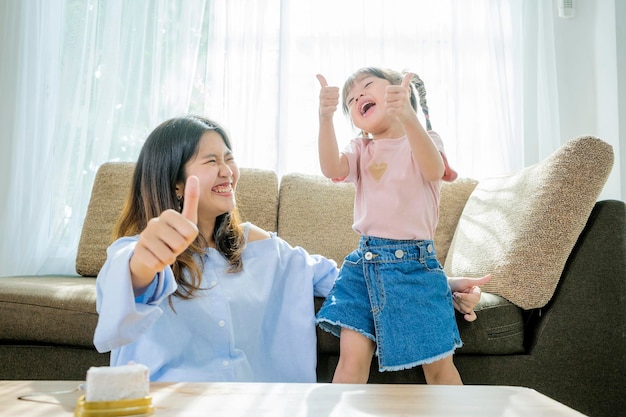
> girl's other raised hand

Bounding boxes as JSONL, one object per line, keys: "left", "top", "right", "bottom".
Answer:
{"left": 385, "top": 72, "right": 415, "bottom": 122}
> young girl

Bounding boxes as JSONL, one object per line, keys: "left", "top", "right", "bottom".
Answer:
{"left": 315, "top": 67, "right": 468, "bottom": 384}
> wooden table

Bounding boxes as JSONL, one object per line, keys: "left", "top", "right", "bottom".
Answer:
{"left": 0, "top": 380, "right": 587, "bottom": 416}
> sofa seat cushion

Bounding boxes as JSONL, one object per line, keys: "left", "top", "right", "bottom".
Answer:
{"left": 315, "top": 291, "right": 524, "bottom": 356}
{"left": 0, "top": 276, "right": 97, "bottom": 348}
{"left": 455, "top": 292, "right": 525, "bottom": 354}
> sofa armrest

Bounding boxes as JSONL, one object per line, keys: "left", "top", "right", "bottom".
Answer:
{"left": 522, "top": 199, "right": 625, "bottom": 414}
{"left": 526, "top": 200, "right": 625, "bottom": 352}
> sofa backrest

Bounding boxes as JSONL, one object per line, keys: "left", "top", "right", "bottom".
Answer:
{"left": 277, "top": 173, "right": 358, "bottom": 267}
{"left": 76, "top": 161, "right": 478, "bottom": 276}
{"left": 76, "top": 162, "right": 278, "bottom": 277}
{"left": 276, "top": 173, "right": 478, "bottom": 266}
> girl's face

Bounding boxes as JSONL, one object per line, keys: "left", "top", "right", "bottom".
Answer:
{"left": 345, "top": 75, "right": 393, "bottom": 136}
{"left": 180, "top": 130, "right": 239, "bottom": 233}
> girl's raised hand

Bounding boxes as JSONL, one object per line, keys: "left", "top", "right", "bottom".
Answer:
{"left": 316, "top": 74, "right": 340, "bottom": 120}
{"left": 385, "top": 72, "right": 415, "bottom": 122}
{"left": 129, "top": 176, "right": 200, "bottom": 291}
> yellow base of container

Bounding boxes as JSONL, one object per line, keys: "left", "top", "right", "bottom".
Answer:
{"left": 74, "top": 395, "right": 154, "bottom": 417}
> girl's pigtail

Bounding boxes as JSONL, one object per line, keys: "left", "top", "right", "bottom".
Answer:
{"left": 412, "top": 74, "right": 432, "bottom": 131}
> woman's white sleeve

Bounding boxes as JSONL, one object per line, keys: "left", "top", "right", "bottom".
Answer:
{"left": 93, "top": 237, "right": 176, "bottom": 353}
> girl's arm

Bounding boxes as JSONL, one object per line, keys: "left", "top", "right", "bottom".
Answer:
{"left": 386, "top": 73, "right": 444, "bottom": 181}
{"left": 316, "top": 74, "right": 349, "bottom": 179}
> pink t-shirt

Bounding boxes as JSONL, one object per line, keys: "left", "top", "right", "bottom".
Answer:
{"left": 337, "top": 131, "right": 447, "bottom": 240}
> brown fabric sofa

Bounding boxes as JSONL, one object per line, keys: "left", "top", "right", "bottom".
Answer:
{"left": 0, "top": 137, "right": 624, "bottom": 417}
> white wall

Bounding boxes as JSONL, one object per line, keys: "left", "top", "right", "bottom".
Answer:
{"left": 617, "top": 0, "right": 626, "bottom": 199}
{"left": 553, "top": 0, "right": 623, "bottom": 200}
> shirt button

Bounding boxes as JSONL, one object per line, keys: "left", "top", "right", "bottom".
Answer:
{"left": 364, "top": 252, "right": 373, "bottom": 260}
{"left": 222, "top": 360, "right": 230, "bottom": 366}
{"left": 218, "top": 320, "right": 225, "bottom": 327}
{"left": 395, "top": 249, "right": 404, "bottom": 258}
{"left": 210, "top": 281, "right": 217, "bottom": 287}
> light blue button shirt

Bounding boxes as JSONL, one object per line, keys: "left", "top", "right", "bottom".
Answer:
{"left": 94, "top": 225, "right": 338, "bottom": 382}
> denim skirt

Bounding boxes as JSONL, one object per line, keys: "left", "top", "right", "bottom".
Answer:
{"left": 316, "top": 235, "right": 462, "bottom": 371}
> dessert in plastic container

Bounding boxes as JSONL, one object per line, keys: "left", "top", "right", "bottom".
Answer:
{"left": 75, "top": 363, "right": 153, "bottom": 417}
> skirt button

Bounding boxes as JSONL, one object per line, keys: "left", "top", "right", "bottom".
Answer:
{"left": 395, "top": 249, "right": 404, "bottom": 258}
{"left": 365, "top": 252, "right": 373, "bottom": 260}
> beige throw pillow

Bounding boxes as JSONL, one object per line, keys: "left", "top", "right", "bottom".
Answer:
{"left": 444, "top": 136, "right": 613, "bottom": 309}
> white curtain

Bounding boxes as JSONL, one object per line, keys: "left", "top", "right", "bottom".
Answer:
{"left": 0, "top": 0, "right": 210, "bottom": 275}
{"left": 521, "top": 1, "right": 562, "bottom": 166}
{"left": 0, "top": 0, "right": 66, "bottom": 275}
{"left": 265, "top": 0, "right": 524, "bottom": 177}
{"left": 3, "top": 0, "right": 614, "bottom": 277}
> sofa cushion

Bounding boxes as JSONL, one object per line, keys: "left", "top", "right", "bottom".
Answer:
{"left": 76, "top": 163, "right": 279, "bottom": 277}
{"left": 235, "top": 168, "right": 279, "bottom": 233}
{"left": 277, "top": 173, "right": 477, "bottom": 266}
{"left": 436, "top": 178, "right": 479, "bottom": 264}
{"left": 444, "top": 137, "right": 613, "bottom": 309}
{"left": 455, "top": 293, "right": 525, "bottom": 354}
{"left": 278, "top": 173, "right": 358, "bottom": 266}
{"left": 76, "top": 162, "right": 134, "bottom": 277}
{"left": 0, "top": 276, "right": 98, "bottom": 347}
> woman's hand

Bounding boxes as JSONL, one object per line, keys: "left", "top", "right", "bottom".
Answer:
{"left": 448, "top": 274, "right": 492, "bottom": 322}
{"left": 129, "top": 176, "right": 200, "bottom": 292}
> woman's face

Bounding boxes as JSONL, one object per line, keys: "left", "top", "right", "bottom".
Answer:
{"left": 180, "top": 130, "right": 239, "bottom": 232}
